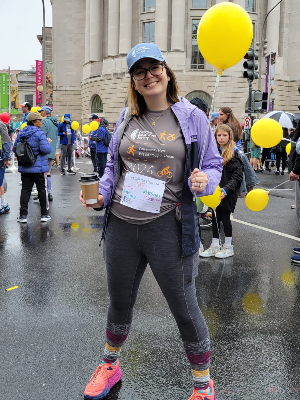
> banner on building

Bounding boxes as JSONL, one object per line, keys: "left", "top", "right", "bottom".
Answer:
{"left": 0, "top": 73, "right": 8, "bottom": 112}
{"left": 10, "top": 73, "right": 19, "bottom": 115}
{"left": 265, "top": 52, "right": 276, "bottom": 112}
{"left": 36, "top": 60, "right": 43, "bottom": 105}
{"left": 46, "top": 62, "right": 53, "bottom": 107}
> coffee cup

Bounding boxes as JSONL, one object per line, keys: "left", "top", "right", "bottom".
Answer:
{"left": 79, "top": 173, "right": 99, "bottom": 204}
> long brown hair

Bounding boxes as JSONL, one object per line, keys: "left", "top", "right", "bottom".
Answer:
{"left": 127, "top": 62, "right": 180, "bottom": 116}
{"left": 215, "top": 124, "right": 236, "bottom": 165}
{"left": 219, "top": 107, "right": 243, "bottom": 141}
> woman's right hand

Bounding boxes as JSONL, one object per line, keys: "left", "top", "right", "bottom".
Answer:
{"left": 79, "top": 191, "right": 104, "bottom": 208}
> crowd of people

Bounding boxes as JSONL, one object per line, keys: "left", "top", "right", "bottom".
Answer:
{"left": 0, "top": 102, "right": 111, "bottom": 223}
{"left": 1, "top": 41, "right": 300, "bottom": 400}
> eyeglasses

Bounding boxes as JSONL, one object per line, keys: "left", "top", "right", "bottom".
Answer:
{"left": 132, "top": 63, "right": 164, "bottom": 81}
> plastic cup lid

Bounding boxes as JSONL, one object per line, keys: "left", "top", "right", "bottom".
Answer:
{"left": 79, "top": 173, "right": 99, "bottom": 182}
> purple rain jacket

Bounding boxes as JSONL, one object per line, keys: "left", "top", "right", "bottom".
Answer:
{"left": 99, "top": 96, "right": 223, "bottom": 257}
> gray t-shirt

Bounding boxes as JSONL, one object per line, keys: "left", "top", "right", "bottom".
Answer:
{"left": 110, "top": 108, "right": 185, "bottom": 224}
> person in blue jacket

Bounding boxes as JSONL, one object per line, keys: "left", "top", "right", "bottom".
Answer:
{"left": 88, "top": 114, "right": 99, "bottom": 172}
{"left": 13, "top": 112, "right": 52, "bottom": 223}
{"left": 95, "top": 117, "right": 109, "bottom": 177}
{"left": 57, "top": 113, "right": 77, "bottom": 175}
{"left": 19, "top": 102, "right": 32, "bottom": 124}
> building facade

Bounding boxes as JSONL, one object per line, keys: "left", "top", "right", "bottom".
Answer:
{"left": 50, "top": 0, "right": 300, "bottom": 124}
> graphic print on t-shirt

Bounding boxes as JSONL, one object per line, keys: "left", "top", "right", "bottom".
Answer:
{"left": 110, "top": 108, "right": 186, "bottom": 223}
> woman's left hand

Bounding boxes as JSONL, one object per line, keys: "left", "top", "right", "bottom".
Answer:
{"left": 190, "top": 168, "right": 208, "bottom": 193}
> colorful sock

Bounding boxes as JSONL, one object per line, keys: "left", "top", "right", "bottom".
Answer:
{"left": 184, "top": 338, "right": 211, "bottom": 390}
{"left": 225, "top": 236, "right": 232, "bottom": 246}
{"left": 47, "top": 175, "right": 52, "bottom": 193}
{"left": 103, "top": 321, "right": 131, "bottom": 363}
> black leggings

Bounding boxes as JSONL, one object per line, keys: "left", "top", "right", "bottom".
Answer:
{"left": 212, "top": 206, "right": 232, "bottom": 238}
{"left": 104, "top": 211, "right": 209, "bottom": 343}
{"left": 276, "top": 151, "right": 287, "bottom": 172}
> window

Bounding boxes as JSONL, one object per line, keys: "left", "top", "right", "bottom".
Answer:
{"left": 245, "top": 0, "right": 255, "bottom": 12}
{"left": 91, "top": 95, "right": 103, "bottom": 113}
{"left": 185, "top": 91, "right": 212, "bottom": 110}
{"left": 25, "top": 94, "right": 33, "bottom": 105}
{"left": 192, "top": 0, "right": 207, "bottom": 8}
{"left": 144, "top": 0, "right": 155, "bottom": 12}
{"left": 143, "top": 22, "right": 155, "bottom": 43}
{"left": 191, "top": 20, "right": 204, "bottom": 69}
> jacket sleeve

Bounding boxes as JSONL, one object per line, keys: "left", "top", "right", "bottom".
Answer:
{"left": 188, "top": 108, "right": 223, "bottom": 197}
{"left": 13, "top": 135, "right": 20, "bottom": 154}
{"left": 2, "top": 142, "right": 11, "bottom": 160}
{"left": 223, "top": 154, "right": 244, "bottom": 194}
{"left": 39, "top": 131, "right": 52, "bottom": 155}
{"left": 57, "top": 123, "right": 64, "bottom": 136}
{"left": 98, "top": 109, "right": 126, "bottom": 208}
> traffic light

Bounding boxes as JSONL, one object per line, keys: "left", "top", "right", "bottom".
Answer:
{"left": 243, "top": 48, "right": 258, "bottom": 81}
{"left": 253, "top": 91, "right": 268, "bottom": 112}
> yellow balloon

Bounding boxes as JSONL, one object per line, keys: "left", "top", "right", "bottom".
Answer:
{"left": 82, "top": 124, "right": 91, "bottom": 134}
{"left": 71, "top": 121, "right": 79, "bottom": 130}
{"left": 90, "top": 121, "right": 99, "bottom": 131}
{"left": 286, "top": 142, "right": 291, "bottom": 155}
{"left": 201, "top": 185, "right": 221, "bottom": 209}
{"left": 251, "top": 119, "right": 283, "bottom": 148}
{"left": 61, "top": 116, "right": 64, "bottom": 122}
{"left": 197, "top": 3, "right": 253, "bottom": 75}
{"left": 245, "top": 189, "right": 269, "bottom": 212}
{"left": 20, "top": 122, "right": 27, "bottom": 130}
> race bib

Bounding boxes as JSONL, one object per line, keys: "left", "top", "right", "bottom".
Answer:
{"left": 120, "top": 172, "right": 165, "bottom": 213}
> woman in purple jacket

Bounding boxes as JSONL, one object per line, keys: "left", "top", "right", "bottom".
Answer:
{"left": 80, "top": 43, "right": 222, "bottom": 400}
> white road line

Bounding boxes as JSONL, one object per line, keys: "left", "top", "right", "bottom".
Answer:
{"left": 232, "top": 217, "right": 300, "bottom": 242}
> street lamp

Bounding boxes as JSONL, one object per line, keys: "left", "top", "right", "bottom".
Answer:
{"left": 37, "top": 84, "right": 43, "bottom": 106}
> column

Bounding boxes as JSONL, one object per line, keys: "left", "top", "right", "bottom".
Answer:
{"left": 171, "top": 0, "right": 185, "bottom": 51}
{"left": 119, "top": 0, "right": 132, "bottom": 54}
{"left": 155, "top": 0, "right": 168, "bottom": 51}
{"left": 266, "top": 0, "right": 281, "bottom": 55}
{"left": 108, "top": 0, "right": 120, "bottom": 56}
{"left": 85, "top": 0, "right": 90, "bottom": 63}
{"left": 90, "top": 0, "right": 102, "bottom": 61}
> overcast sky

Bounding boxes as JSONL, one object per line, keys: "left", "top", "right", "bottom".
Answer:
{"left": 0, "top": 0, "right": 53, "bottom": 71}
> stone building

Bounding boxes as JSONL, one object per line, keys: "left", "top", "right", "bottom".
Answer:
{"left": 50, "top": 0, "right": 300, "bottom": 124}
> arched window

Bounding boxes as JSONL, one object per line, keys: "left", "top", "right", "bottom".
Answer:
{"left": 91, "top": 95, "right": 103, "bottom": 113}
{"left": 185, "top": 90, "right": 212, "bottom": 110}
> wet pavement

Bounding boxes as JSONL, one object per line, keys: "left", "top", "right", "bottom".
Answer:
{"left": 1, "top": 159, "right": 300, "bottom": 400}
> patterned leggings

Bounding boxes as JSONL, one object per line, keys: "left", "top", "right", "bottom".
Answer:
{"left": 102, "top": 211, "right": 211, "bottom": 389}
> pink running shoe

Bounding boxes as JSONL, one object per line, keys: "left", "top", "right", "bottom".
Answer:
{"left": 84, "top": 359, "right": 122, "bottom": 399}
{"left": 188, "top": 379, "right": 217, "bottom": 400}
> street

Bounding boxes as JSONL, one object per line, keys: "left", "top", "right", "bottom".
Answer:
{"left": 1, "top": 158, "right": 300, "bottom": 400}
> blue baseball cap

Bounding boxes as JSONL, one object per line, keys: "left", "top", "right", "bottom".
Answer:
{"left": 210, "top": 112, "right": 219, "bottom": 122}
{"left": 127, "top": 43, "right": 165, "bottom": 72}
{"left": 38, "top": 106, "right": 52, "bottom": 113}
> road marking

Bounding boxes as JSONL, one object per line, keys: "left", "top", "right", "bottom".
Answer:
{"left": 6, "top": 286, "right": 19, "bottom": 291}
{"left": 232, "top": 217, "right": 300, "bottom": 242}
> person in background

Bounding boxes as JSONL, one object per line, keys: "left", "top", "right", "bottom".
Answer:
{"left": 274, "top": 128, "right": 289, "bottom": 175}
{"left": 80, "top": 42, "right": 222, "bottom": 400}
{"left": 39, "top": 106, "right": 58, "bottom": 201}
{"left": 210, "top": 112, "right": 219, "bottom": 132}
{"left": 13, "top": 112, "right": 52, "bottom": 223}
{"left": 0, "top": 121, "right": 12, "bottom": 214}
{"left": 88, "top": 114, "right": 99, "bottom": 173}
{"left": 200, "top": 124, "right": 243, "bottom": 259}
{"left": 57, "top": 113, "right": 77, "bottom": 175}
{"left": 95, "top": 117, "right": 109, "bottom": 178}
{"left": 249, "top": 119, "right": 261, "bottom": 172}
{"left": 19, "top": 102, "right": 32, "bottom": 124}
{"left": 190, "top": 97, "right": 209, "bottom": 119}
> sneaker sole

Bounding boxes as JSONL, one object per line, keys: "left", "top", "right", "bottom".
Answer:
{"left": 199, "top": 253, "right": 215, "bottom": 258}
{"left": 41, "top": 217, "right": 51, "bottom": 222}
{"left": 215, "top": 253, "right": 234, "bottom": 259}
{"left": 291, "top": 258, "right": 300, "bottom": 264}
{"left": 17, "top": 220, "right": 27, "bottom": 223}
{"left": 293, "top": 250, "right": 300, "bottom": 254}
{"left": 84, "top": 368, "right": 122, "bottom": 400}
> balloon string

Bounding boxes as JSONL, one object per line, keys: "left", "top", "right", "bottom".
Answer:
{"left": 268, "top": 180, "right": 291, "bottom": 191}
{"left": 199, "top": 73, "right": 220, "bottom": 170}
